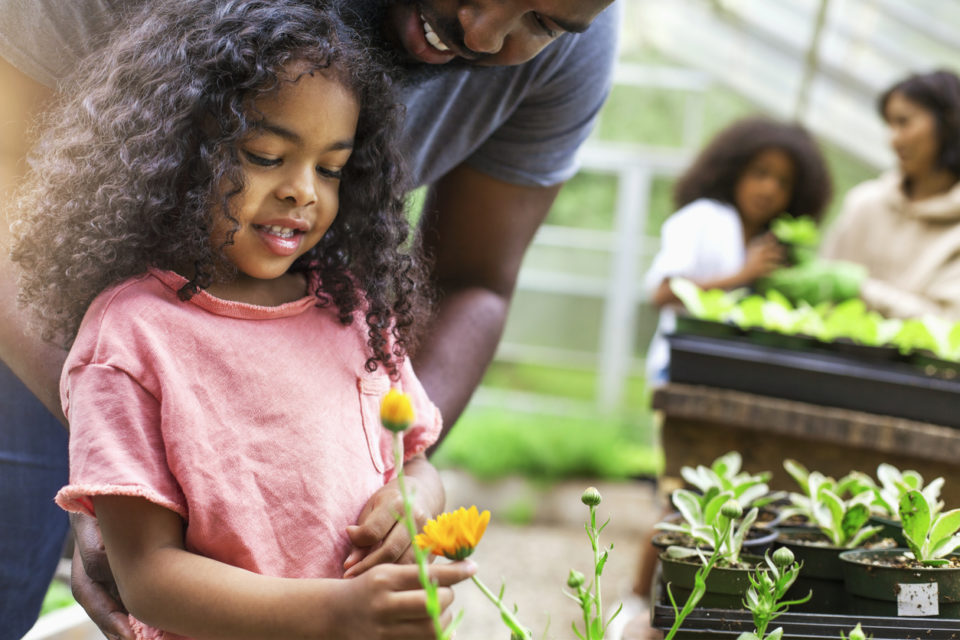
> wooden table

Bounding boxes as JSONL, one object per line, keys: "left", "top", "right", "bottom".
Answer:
{"left": 653, "top": 383, "right": 960, "bottom": 505}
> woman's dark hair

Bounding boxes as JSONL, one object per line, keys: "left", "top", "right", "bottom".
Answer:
{"left": 673, "top": 116, "right": 832, "bottom": 221}
{"left": 879, "top": 69, "right": 960, "bottom": 177}
{"left": 12, "top": 0, "right": 427, "bottom": 378}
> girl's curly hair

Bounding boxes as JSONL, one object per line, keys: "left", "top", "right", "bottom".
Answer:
{"left": 12, "top": 0, "right": 427, "bottom": 378}
{"left": 674, "top": 116, "right": 833, "bottom": 221}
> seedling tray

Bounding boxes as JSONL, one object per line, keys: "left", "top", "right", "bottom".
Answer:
{"left": 667, "top": 334, "right": 960, "bottom": 428}
{"left": 652, "top": 602, "right": 960, "bottom": 639}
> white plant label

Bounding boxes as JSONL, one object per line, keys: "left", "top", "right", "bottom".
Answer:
{"left": 897, "top": 582, "right": 939, "bottom": 616}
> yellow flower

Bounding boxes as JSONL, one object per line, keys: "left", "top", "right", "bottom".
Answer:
{"left": 380, "top": 388, "right": 415, "bottom": 432}
{"left": 415, "top": 506, "right": 491, "bottom": 560}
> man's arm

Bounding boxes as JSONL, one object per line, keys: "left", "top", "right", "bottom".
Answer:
{"left": 413, "top": 162, "right": 563, "bottom": 437}
{"left": 0, "top": 56, "right": 66, "bottom": 423}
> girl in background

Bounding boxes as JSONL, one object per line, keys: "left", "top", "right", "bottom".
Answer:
{"left": 822, "top": 69, "right": 960, "bottom": 319}
{"left": 12, "top": 1, "right": 472, "bottom": 638}
{"left": 643, "top": 116, "right": 832, "bottom": 385}
{"left": 612, "top": 117, "right": 831, "bottom": 640}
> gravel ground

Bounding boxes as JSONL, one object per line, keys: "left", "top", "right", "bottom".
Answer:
{"left": 439, "top": 471, "right": 661, "bottom": 640}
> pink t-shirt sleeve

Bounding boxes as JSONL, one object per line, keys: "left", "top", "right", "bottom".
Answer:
{"left": 56, "top": 363, "right": 187, "bottom": 519}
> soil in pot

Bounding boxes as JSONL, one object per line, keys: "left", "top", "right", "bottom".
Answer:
{"left": 658, "top": 551, "right": 766, "bottom": 610}
{"left": 840, "top": 549, "right": 960, "bottom": 618}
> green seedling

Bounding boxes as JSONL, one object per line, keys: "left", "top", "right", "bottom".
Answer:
{"left": 899, "top": 489, "right": 960, "bottom": 566}
{"left": 736, "top": 547, "right": 811, "bottom": 640}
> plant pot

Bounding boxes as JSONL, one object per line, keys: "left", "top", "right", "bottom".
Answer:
{"left": 674, "top": 316, "right": 740, "bottom": 339}
{"left": 827, "top": 338, "right": 904, "bottom": 364}
{"left": 868, "top": 514, "right": 906, "bottom": 547}
{"left": 742, "top": 327, "right": 817, "bottom": 352}
{"left": 659, "top": 551, "right": 766, "bottom": 609}
{"left": 775, "top": 528, "right": 850, "bottom": 613}
{"left": 910, "top": 350, "right": 960, "bottom": 381}
{"left": 840, "top": 549, "right": 960, "bottom": 618}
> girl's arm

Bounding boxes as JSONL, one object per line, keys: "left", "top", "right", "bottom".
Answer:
{"left": 343, "top": 453, "right": 444, "bottom": 577}
{"left": 651, "top": 234, "right": 785, "bottom": 308}
{"left": 93, "top": 495, "right": 474, "bottom": 640}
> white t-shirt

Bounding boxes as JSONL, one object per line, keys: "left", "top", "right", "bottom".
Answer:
{"left": 644, "top": 199, "right": 746, "bottom": 382}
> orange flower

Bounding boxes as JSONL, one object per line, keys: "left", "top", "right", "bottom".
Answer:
{"left": 415, "top": 506, "right": 491, "bottom": 560}
{"left": 380, "top": 388, "right": 415, "bottom": 433}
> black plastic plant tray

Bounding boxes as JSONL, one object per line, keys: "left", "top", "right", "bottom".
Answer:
{"left": 667, "top": 334, "right": 960, "bottom": 428}
{"left": 652, "top": 602, "right": 960, "bottom": 639}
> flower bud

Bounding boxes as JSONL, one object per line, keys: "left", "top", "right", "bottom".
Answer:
{"left": 380, "top": 388, "right": 415, "bottom": 433}
{"left": 846, "top": 623, "right": 867, "bottom": 640}
{"left": 772, "top": 547, "right": 795, "bottom": 568}
{"left": 567, "top": 569, "right": 585, "bottom": 589}
{"left": 581, "top": 487, "right": 602, "bottom": 506}
{"left": 720, "top": 500, "right": 743, "bottom": 520}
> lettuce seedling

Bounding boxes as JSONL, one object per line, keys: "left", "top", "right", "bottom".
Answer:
{"left": 657, "top": 491, "right": 758, "bottom": 566}
{"left": 782, "top": 460, "right": 881, "bottom": 548}
{"left": 770, "top": 214, "right": 820, "bottom": 249}
{"left": 680, "top": 451, "right": 776, "bottom": 511}
{"left": 669, "top": 278, "right": 745, "bottom": 322}
{"left": 899, "top": 490, "right": 960, "bottom": 566}
{"left": 872, "top": 463, "right": 944, "bottom": 521}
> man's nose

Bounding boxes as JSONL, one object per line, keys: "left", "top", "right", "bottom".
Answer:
{"left": 457, "top": 3, "right": 513, "bottom": 54}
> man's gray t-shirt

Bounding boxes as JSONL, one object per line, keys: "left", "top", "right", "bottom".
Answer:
{"left": 0, "top": 0, "right": 618, "bottom": 188}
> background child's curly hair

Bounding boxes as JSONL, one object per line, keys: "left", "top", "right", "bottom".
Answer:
{"left": 673, "top": 116, "right": 833, "bottom": 220}
{"left": 12, "top": 0, "right": 427, "bottom": 378}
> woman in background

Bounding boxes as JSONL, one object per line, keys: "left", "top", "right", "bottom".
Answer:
{"left": 821, "top": 69, "right": 960, "bottom": 319}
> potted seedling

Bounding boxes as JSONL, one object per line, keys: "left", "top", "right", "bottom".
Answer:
{"left": 654, "top": 452, "right": 780, "bottom": 554}
{"left": 869, "top": 463, "right": 944, "bottom": 547}
{"left": 840, "top": 489, "right": 960, "bottom": 618}
{"left": 659, "top": 499, "right": 768, "bottom": 609}
{"left": 775, "top": 461, "right": 883, "bottom": 612}
{"left": 670, "top": 278, "right": 746, "bottom": 338}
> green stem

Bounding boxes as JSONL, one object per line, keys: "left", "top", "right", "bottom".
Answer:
{"left": 393, "top": 434, "right": 445, "bottom": 640}
{"left": 470, "top": 574, "right": 533, "bottom": 640}
{"left": 589, "top": 505, "right": 603, "bottom": 634}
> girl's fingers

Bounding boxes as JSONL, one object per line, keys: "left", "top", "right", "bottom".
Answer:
{"left": 344, "top": 530, "right": 411, "bottom": 577}
{"left": 382, "top": 586, "right": 457, "bottom": 621}
{"left": 388, "top": 560, "right": 477, "bottom": 590}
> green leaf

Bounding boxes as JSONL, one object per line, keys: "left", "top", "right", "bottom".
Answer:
{"left": 672, "top": 489, "right": 703, "bottom": 527}
{"left": 704, "top": 490, "right": 735, "bottom": 525}
{"left": 767, "top": 627, "right": 785, "bottom": 640}
{"left": 931, "top": 509, "right": 960, "bottom": 545}
{"left": 900, "top": 490, "right": 932, "bottom": 553}
{"left": 929, "top": 534, "right": 960, "bottom": 560}
{"left": 848, "top": 525, "right": 883, "bottom": 549}
{"left": 819, "top": 489, "right": 845, "bottom": 537}
{"left": 712, "top": 451, "right": 742, "bottom": 478}
{"left": 597, "top": 550, "right": 609, "bottom": 575}
{"left": 783, "top": 460, "right": 809, "bottom": 494}
{"left": 841, "top": 503, "right": 870, "bottom": 542}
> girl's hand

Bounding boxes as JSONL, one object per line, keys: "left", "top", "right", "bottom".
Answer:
{"left": 343, "top": 456, "right": 444, "bottom": 577}
{"left": 340, "top": 561, "right": 475, "bottom": 639}
{"left": 741, "top": 233, "right": 785, "bottom": 282}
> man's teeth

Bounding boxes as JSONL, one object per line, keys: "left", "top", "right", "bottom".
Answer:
{"left": 260, "top": 225, "right": 296, "bottom": 239}
{"left": 421, "top": 15, "right": 450, "bottom": 52}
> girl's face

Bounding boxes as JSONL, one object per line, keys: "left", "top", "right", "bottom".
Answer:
{"left": 213, "top": 66, "right": 359, "bottom": 286}
{"left": 734, "top": 148, "right": 795, "bottom": 228}
{"left": 884, "top": 91, "right": 940, "bottom": 180}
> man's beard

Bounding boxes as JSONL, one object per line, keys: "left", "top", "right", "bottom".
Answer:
{"left": 336, "top": 0, "right": 476, "bottom": 86}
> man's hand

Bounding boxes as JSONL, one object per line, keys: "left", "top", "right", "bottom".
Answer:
{"left": 343, "top": 456, "right": 444, "bottom": 577}
{"left": 70, "top": 513, "right": 134, "bottom": 640}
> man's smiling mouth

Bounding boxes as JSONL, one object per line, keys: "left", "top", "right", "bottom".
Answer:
{"left": 420, "top": 14, "right": 450, "bottom": 52}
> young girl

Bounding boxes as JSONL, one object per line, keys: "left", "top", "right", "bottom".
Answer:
{"left": 643, "top": 116, "right": 832, "bottom": 385}
{"left": 11, "top": 1, "right": 473, "bottom": 638}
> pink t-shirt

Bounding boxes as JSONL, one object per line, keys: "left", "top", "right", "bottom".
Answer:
{"left": 56, "top": 269, "right": 441, "bottom": 638}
